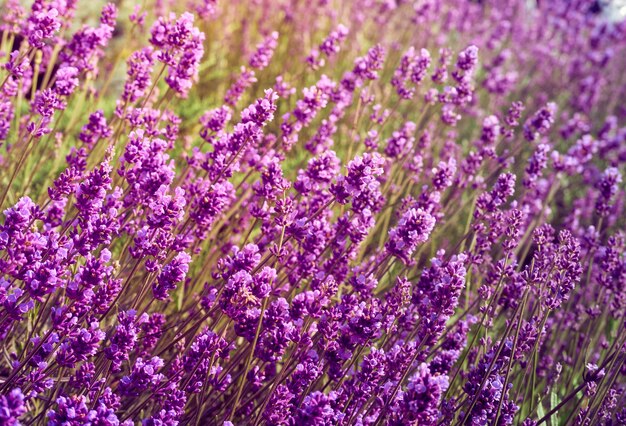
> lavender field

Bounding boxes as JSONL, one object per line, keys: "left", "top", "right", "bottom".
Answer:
{"left": 0, "top": 0, "right": 625, "bottom": 424}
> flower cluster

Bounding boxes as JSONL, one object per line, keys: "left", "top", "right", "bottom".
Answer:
{"left": 0, "top": 0, "right": 625, "bottom": 425}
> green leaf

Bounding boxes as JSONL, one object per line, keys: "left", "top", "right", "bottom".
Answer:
{"left": 537, "top": 401, "right": 546, "bottom": 420}
{"left": 550, "top": 391, "right": 560, "bottom": 425}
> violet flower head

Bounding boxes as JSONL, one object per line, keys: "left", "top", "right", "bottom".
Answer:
{"left": 241, "top": 88, "right": 279, "bottom": 127}
{"left": 59, "top": 3, "right": 116, "bottom": 74}
{"left": 253, "top": 156, "right": 290, "bottom": 200}
{"left": 150, "top": 12, "right": 205, "bottom": 97}
{"left": 53, "top": 66, "right": 80, "bottom": 97}
{"left": 191, "top": 0, "right": 218, "bottom": 19}
{"left": 224, "top": 67, "right": 257, "bottom": 106}
{"left": 389, "top": 363, "right": 448, "bottom": 425}
{"left": 456, "top": 45, "right": 479, "bottom": 72}
{"left": 294, "top": 150, "right": 341, "bottom": 194}
{"left": 25, "top": 5, "right": 61, "bottom": 49}
{"left": 475, "top": 172, "right": 517, "bottom": 216}
{"left": 595, "top": 167, "right": 622, "bottom": 217}
{"left": 274, "top": 75, "right": 296, "bottom": 98}
{"left": 462, "top": 342, "right": 518, "bottom": 425}
{"left": 0, "top": 99, "right": 13, "bottom": 142}
{"left": 441, "top": 104, "right": 461, "bottom": 127}
{"left": 0, "top": 388, "right": 26, "bottom": 426}
{"left": 147, "top": 186, "right": 186, "bottom": 231}
{"left": 353, "top": 43, "right": 386, "bottom": 82}
{"left": 249, "top": 31, "right": 279, "bottom": 70}
{"left": 386, "top": 207, "right": 436, "bottom": 264}
{"left": 182, "top": 327, "right": 232, "bottom": 393}
{"left": 200, "top": 105, "right": 232, "bottom": 140}
{"left": 480, "top": 115, "right": 501, "bottom": 147}
{"left": 413, "top": 252, "right": 468, "bottom": 349}
{"left": 100, "top": 3, "right": 118, "bottom": 27}
{"left": 307, "top": 24, "right": 349, "bottom": 68}
{"left": 296, "top": 391, "right": 344, "bottom": 425}
{"left": 119, "top": 356, "right": 165, "bottom": 396}
{"left": 330, "top": 152, "right": 385, "bottom": 216}
{"left": 32, "top": 89, "right": 65, "bottom": 118}
{"left": 105, "top": 310, "right": 147, "bottom": 371}
{"left": 543, "top": 229, "right": 583, "bottom": 310}
{"left": 47, "top": 395, "right": 96, "bottom": 426}
{"left": 432, "top": 47, "right": 452, "bottom": 84}
{"left": 432, "top": 158, "right": 457, "bottom": 191}
{"left": 523, "top": 143, "right": 549, "bottom": 188}
{"left": 152, "top": 252, "right": 191, "bottom": 301}
{"left": 56, "top": 322, "right": 106, "bottom": 368}
{"left": 4, "top": 50, "right": 30, "bottom": 79}
{"left": 281, "top": 76, "right": 332, "bottom": 149}
{"left": 321, "top": 24, "right": 349, "bottom": 57}
{"left": 121, "top": 47, "right": 156, "bottom": 104}
{"left": 385, "top": 121, "right": 417, "bottom": 158}
{"left": 523, "top": 102, "right": 557, "bottom": 141}
{"left": 79, "top": 110, "right": 112, "bottom": 148}
{"left": 75, "top": 159, "right": 113, "bottom": 218}
{"left": 392, "top": 47, "right": 431, "bottom": 99}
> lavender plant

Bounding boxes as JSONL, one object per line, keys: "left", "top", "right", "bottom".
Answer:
{"left": 0, "top": 0, "right": 625, "bottom": 425}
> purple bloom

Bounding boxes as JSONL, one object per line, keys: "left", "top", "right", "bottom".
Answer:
{"left": 307, "top": 24, "right": 349, "bottom": 69}
{"left": 48, "top": 395, "right": 95, "bottom": 425}
{"left": 149, "top": 12, "right": 205, "bottom": 97}
{"left": 79, "top": 110, "right": 112, "bottom": 148}
{"left": 249, "top": 31, "right": 279, "bottom": 70}
{"left": 25, "top": 5, "right": 61, "bottom": 49}
{"left": 224, "top": 67, "right": 257, "bottom": 106}
{"left": 200, "top": 106, "right": 232, "bottom": 140}
{"left": 330, "top": 152, "right": 385, "bottom": 217}
{"left": 281, "top": 76, "right": 333, "bottom": 149}
{"left": 523, "top": 103, "right": 557, "bottom": 141}
{"left": 389, "top": 363, "right": 448, "bottom": 425}
{"left": 595, "top": 167, "right": 622, "bottom": 217}
{"left": 32, "top": 89, "right": 65, "bottom": 118}
{"left": 152, "top": 252, "right": 191, "bottom": 301}
{"left": 462, "top": 341, "right": 518, "bottom": 425}
{"left": 294, "top": 150, "right": 341, "bottom": 194}
{"left": 0, "top": 388, "right": 26, "bottom": 426}
{"left": 385, "top": 121, "right": 417, "bottom": 158}
{"left": 119, "top": 356, "right": 165, "bottom": 396}
{"left": 56, "top": 322, "right": 105, "bottom": 368}
{"left": 432, "top": 158, "right": 457, "bottom": 191}
{"left": 321, "top": 24, "right": 349, "bottom": 56}
{"left": 386, "top": 208, "right": 436, "bottom": 264}
{"left": 60, "top": 3, "right": 116, "bottom": 74}
{"left": 352, "top": 44, "right": 385, "bottom": 82}
{"left": 296, "top": 391, "right": 344, "bottom": 425}
{"left": 105, "top": 310, "right": 147, "bottom": 371}
{"left": 392, "top": 47, "right": 431, "bottom": 99}
{"left": 182, "top": 328, "right": 231, "bottom": 393}
{"left": 121, "top": 47, "right": 156, "bottom": 104}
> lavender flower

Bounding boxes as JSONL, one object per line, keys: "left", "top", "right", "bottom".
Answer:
{"left": 0, "top": 388, "right": 26, "bottom": 425}
{"left": 150, "top": 12, "right": 205, "bottom": 97}
{"left": 79, "top": 110, "right": 112, "bottom": 148}
{"left": 386, "top": 208, "right": 436, "bottom": 264}
{"left": 249, "top": 31, "right": 279, "bottom": 70}
{"left": 389, "top": 363, "right": 448, "bottom": 425}
{"left": 1, "top": 2, "right": 626, "bottom": 425}
{"left": 392, "top": 47, "right": 431, "bottom": 99}
{"left": 307, "top": 24, "right": 349, "bottom": 69}
{"left": 595, "top": 167, "right": 622, "bottom": 217}
{"left": 224, "top": 67, "right": 257, "bottom": 106}
{"left": 25, "top": 5, "right": 61, "bottom": 49}
{"left": 152, "top": 252, "right": 191, "bottom": 301}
